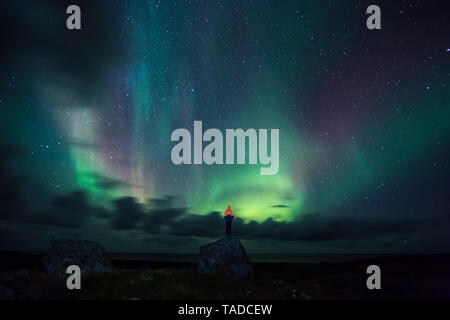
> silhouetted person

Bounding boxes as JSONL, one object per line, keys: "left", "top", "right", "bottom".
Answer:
{"left": 224, "top": 205, "right": 234, "bottom": 238}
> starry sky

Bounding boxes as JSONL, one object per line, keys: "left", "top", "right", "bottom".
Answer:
{"left": 0, "top": 0, "right": 449, "bottom": 254}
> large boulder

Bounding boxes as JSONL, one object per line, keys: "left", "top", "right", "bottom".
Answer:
{"left": 199, "top": 237, "right": 253, "bottom": 279}
{"left": 41, "top": 239, "right": 112, "bottom": 275}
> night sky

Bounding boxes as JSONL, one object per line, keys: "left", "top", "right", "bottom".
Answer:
{"left": 0, "top": 0, "right": 449, "bottom": 254}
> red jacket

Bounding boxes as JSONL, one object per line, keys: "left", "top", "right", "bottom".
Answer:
{"left": 224, "top": 205, "right": 234, "bottom": 216}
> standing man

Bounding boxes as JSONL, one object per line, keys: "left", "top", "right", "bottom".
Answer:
{"left": 224, "top": 205, "right": 234, "bottom": 238}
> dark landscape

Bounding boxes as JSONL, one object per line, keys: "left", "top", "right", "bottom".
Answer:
{"left": 1, "top": 250, "right": 449, "bottom": 300}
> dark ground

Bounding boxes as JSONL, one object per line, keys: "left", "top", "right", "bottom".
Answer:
{"left": 0, "top": 251, "right": 449, "bottom": 300}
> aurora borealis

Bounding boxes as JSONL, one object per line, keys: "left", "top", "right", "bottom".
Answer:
{"left": 0, "top": 0, "right": 449, "bottom": 253}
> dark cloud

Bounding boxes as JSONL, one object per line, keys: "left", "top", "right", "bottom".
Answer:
{"left": 95, "top": 207, "right": 112, "bottom": 219}
{"left": 110, "top": 197, "right": 144, "bottom": 230}
{"left": 142, "top": 207, "right": 185, "bottom": 234}
{"left": 51, "top": 190, "right": 90, "bottom": 213}
{"left": 87, "top": 172, "right": 143, "bottom": 190}
{"left": 0, "top": 141, "right": 26, "bottom": 219}
{"left": 168, "top": 212, "right": 223, "bottom": 237}
{"left": 148, "top": 196, "right": 177, "bottom": 209}
{"left": 233, "top": 214, "right": 425, "bottom": 242}
{"left": 271, "top": 204, "right": 290, "bottom": 208}
{"left": 103, "top": 196, "right": 430, "bottom": 243}
{"left": 27, "top": 190, "right": 92, "bottom": 229}
{"left": 0, "top": 140, "right": 110, "bottom": 229}
{"left": 110, "top": 195, "right": 184, "bottom": 233}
